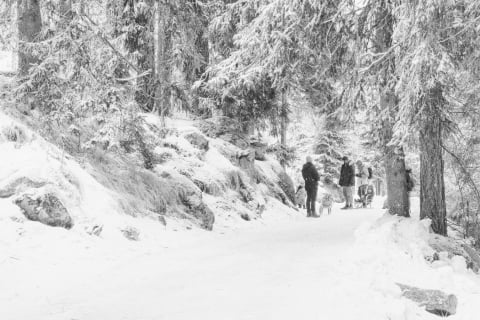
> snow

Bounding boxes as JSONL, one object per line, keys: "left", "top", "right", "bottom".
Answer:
{"left": 0, "top": 112, "right": 170, "bottom": 242}
{"left": 1, "top": 192, "right": 480, "bottom": 319}
{"left": 0, "top": 51, "right": 14, "bottom": 73}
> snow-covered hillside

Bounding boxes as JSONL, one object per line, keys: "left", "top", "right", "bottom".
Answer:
{"left": 0, "top": 110, "right": 300, "bottom": 239}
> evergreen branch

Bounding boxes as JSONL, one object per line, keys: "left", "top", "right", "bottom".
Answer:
{"left": 442, "top": 143, "right": 480, "bottom": 217}
{"left": 115, "top": 70, "right": 152, "bottom": 82}
{"left": 79, "top": 12, "right": 143, "bottom": 75}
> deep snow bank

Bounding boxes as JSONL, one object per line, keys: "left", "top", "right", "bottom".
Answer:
{"left": 346, "top": 213, "right": 480, "bottom": 319}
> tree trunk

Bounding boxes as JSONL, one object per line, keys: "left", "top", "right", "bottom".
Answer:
{"left": 280, "top": 89, "right": 288, "bottom": 145}
{"left": 380, "top": 91, "right": 410, "bottom": 216}
{"left": 154, "top": 0, "right": 172, "bottom": 125}
{"left": 419, "top": 88, "right": 447, "bottom": 235}
{"left": 17, "top": 0, "right": 42, "bottom": 76}
{"left": 372, "top": 2, "right": 410, "bottom": 216}
{"left": 280, "top": 89, "right": 288, "bottom": 168}
{"left": 385, "top": 145, "right": 409, "bottom": 216}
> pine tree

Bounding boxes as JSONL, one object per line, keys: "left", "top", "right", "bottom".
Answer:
{"left": 393, "top": 0, "right": 480, "bottom": 235}
{"left": 334, "top": 0, "right": 410, "bottom": 216}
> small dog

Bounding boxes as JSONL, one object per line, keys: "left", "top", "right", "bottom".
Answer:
{"left": 295, "top": 185, "right": 307, "bottom": 209}
{"left": 319, "top": 193, "right": 333, "bottom": 216}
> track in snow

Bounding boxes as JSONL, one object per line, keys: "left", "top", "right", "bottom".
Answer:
{"left": 2, "top": 204, "right": 382, "bottom": 320}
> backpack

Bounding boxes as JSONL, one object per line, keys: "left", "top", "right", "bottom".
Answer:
{"left": 406, "top": 171, "right": 414, "bottom": 192}
{"left": 367, "top": 167, "right": 373, "bottom": 179}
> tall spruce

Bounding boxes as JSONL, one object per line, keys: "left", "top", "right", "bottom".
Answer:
{"left": 394, "top": 1, "right": 480, "bottom": 235}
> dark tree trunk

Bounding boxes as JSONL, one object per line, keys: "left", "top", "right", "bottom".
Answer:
{"left": 17, "top": 0, "right": 42, "bottom": 76}
{"left": 280, "top": 92, "right": 287, "bottom": 146}
{"left": 419, "top": 86, "right": 447, "bottom": 235}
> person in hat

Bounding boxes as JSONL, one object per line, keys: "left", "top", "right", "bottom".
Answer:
{"left": 339, "top": 156, "right": 355, "bottom": 209}
{"left": 301, "top": 156, "right": 320, "bottom": 217}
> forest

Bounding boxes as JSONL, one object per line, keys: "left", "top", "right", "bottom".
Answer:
{"left": 1, "top": 0, "right": 480, "bottom": 319}
{"left": 3, "top": 0, "right": 477, "bottom": 236}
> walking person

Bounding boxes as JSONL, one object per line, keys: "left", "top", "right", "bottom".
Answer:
{"left": 302, "top": 156, "right": 319, "bottom": 217}
{"left": 339, "top": 156, "right": 355, "bottom": 209}
{"left": 355, "top": 160, "right": 369, "bottom": 206}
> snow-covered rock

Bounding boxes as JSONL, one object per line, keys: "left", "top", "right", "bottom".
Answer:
{"left": 184, "top": 131, "right": 209, "bottom": 151}
{"left": 15, "top": 193, "right": 73, "bottom": 229}
{"left": 397, "top": 283, "right": 457, "bottom": 316}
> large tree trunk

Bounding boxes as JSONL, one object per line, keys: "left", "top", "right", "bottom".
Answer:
{"left": 385, "top": 144, "right": 409, "bottom": 216}
{"left": 17, "top": 0, "right": 42, "bottom": 76}
{"left": 373, "top": 1, "right": 410, "bottom": 216}
{"left": 419, "top": 86, "right": 447, "bottom": 235}
{"left": 381, "top": 91, "right": 410, "bottom": 217}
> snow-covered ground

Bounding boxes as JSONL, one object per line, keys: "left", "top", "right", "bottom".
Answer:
{"left": 0, "top": 51, "right": 14, "bottom": 73}
{"left": 2, "top": 196, "right": 480, "bottom": 320}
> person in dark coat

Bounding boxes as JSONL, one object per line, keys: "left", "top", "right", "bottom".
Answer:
{"left": 302, "top": 156, "right": 320, "bottom": 217}
{"left": 339, "top": 156, "right": 355, "bottom": 209}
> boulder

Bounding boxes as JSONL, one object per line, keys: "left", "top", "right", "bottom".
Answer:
{"left": 249, "top": 137, "right": 268, "bottom": 161}
{"left": 87, "top": 224, "right": 103, "bottom": 236}
{"left": 397, "top": 283, "right": 457, "bottom": 317}
{"left": 181, "top": 190, "right": 215, "bottom": 231}
{"left": 237, "top": 149, "right": 255, "bottom": 171}
{"left": 239, "top": 187, "right": 254, "bottom": 203}
{"left": 240, "top": 213, "right": 251, "bottom": 221}
{"left": 121, "top": 226, "right": 140, "bottom": 241}
{"left": 277, "top": 170, "right": 296, "bottom": 204}
{"left": 184, "top": 132, "right": 209, "bottom": 151}
{"left": 461, "top": 244, "right": 480, "bottom": 272}
{"left": 428, "top": 235, "right": 480, "bottom": 273}
{"left": 15, "top": 193, "right": 73, "bottom": 229}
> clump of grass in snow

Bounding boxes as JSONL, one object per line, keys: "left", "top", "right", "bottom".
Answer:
{"left": 1, "top": 124, "right": 29, "bottom": 144}
{"left": 87, "top": 150, "right": 179, "bottom": 217}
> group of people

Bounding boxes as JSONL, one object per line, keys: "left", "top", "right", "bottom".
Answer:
{"left": 296, "top": 155, "right": 375, "bottom": 217}
{"left": 338, "top": 156, "right": 374, "bottom": 209}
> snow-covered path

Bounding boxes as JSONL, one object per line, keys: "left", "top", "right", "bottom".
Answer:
{"left": 1, "top": 206, "right": 381, "bottom": 320}
{"left": 3, "top": 197, "right": 480, "bottom": 320}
